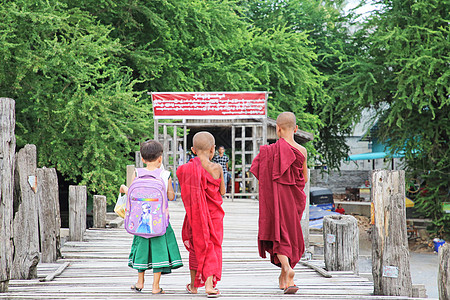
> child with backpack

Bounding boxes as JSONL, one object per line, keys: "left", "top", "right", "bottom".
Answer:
{"left": 119, "top": 140, "right": 183, "bottom": 294}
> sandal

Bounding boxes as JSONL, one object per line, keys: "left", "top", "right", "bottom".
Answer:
{"left": 152, "top": 288, "right": 165, "bottom": 294}
{"left": 130, "top": 285, "right": 142, "bottom": 293}
{"left": 186, "top": 283, "right": 197, "bottom": 294}
{"left": 207, "top": 289, "right": 220, "bottom": 298}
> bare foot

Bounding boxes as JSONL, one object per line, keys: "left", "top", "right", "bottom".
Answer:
{"left": 186, "top": 283, "right": 198, "bottom": 294}
{"left": 152, "top": 287, "right": 165, "bottom": 294}
{"left": 278, "top": 273, "right": 286, "bottom": 289}
{"left": 286, "top": 268, "right": 295, "bottom": 287}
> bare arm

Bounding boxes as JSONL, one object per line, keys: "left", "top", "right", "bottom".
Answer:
{"left": 167, "top": 177, "right": 175, "bottom": 201}
{"left": 119, "top": 171, "right": 136, "bottom": 194}
{"left": 302, "top": 152, "right": 308, "bottom": 183}
{"left": 219, "top": 167, "right": 226, "bottom": 195}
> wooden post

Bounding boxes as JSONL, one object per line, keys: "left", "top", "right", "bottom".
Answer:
{"left": 69, "top": 185, "right": 87, "bottom": 241}
{"left": 0, "top": 98, "right": 15, "bottom": 292}
{"left": 126, "top": 165, "right": 135, "bottom": 187}
{"left": 93, "top": 195, "right": 107, "bottom": 228}
{"left": 301, "top": 169, "right": 310, "bottom": 249}
{"left": 11, "top": 144, "right": 40, "bottom": 279}
{"left": 371, "top": 170, "right": 412, "bottom": 297}
{"left": 438, "top": 243, "right": 450, "bottom": 300}
{"left": 36, "top": 167, "right": 61, "bottom": 263}
{"left": 323, "top": 214, "right": 359, "bottom": 274}
{"left": 135, "top": 151, "right": 144, "bottom": 168}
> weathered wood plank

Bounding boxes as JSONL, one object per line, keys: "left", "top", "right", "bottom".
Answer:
{"left": 68, "top": 186, "right": 86, "bottom": 241}
{"left": 0, "top": 98, "right": 15, "bottom": 292}
{"left": 11, "top": 144, "right": 40, "bottom": 280}
{"left": 92, "top": 195, "right": 106, "bottom": 228}
{"left": 371, "top": 170, "right": 412, "bottom": 297}
{"left": 37, "top": 168, "right": 61, "bottom": 263}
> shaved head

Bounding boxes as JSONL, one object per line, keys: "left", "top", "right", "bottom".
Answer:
{"left": 192, "top": 131, "right": 215, "bottom": 152}
{"left": 276, "top": 112, "right": 297, "bottom": 130}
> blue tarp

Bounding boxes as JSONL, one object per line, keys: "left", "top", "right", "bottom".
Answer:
{"left": 347, "top": 151, "right": 405, "bottom": 161}
{"left": 309, "top": 205, "right": 341, "bottom": 229}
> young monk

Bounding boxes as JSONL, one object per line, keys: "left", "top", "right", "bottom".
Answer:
{"left": 249, "top": 112, "right": 308, "bottom": 295}
{"left": 176, "top": 131, "right": 226, "bottom": 298}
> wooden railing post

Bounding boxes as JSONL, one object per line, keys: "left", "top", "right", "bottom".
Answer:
{"left": 37, "top": 167, "right": 61, "bottom": 262}
{"left": 371, "top": 170, "right": 412, "bottom": 297}
{"left": 69, "top": 185, "right": 87, "bottom": 241}
{"left": 323, "top": 215, "right": 359, "bottom": 274}
{"left": 135, "top": 151, "right": 144, "bottom": 168}
{"left": 93, "top": 195, "right": 107, "bottom": 228}
{"left": 438, "top": 243, "right": 449, "bottom": 300}
{"left": 11, "top": 144, "right": 40, "bottom": 279}
{"left": 126, "top": 165, "right": 135, "bottom": 187}
{"left": 0, "top": 98, "right": 15, "bottom": 292}
{"left": 301, "top": 169, "right": 310, "bottom": 249}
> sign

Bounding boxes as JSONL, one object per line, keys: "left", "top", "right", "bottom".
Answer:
{"left": 326, "top": 234, "right": 336, "bottom": 244}
{"left": 382, "top": 266, "right": 399, "bottom": 278}
{"left": 443, "top": 202, "right": 450, "bottom": 214}
{"left": 151, "top": 92, "right": 267, "bottom": 119}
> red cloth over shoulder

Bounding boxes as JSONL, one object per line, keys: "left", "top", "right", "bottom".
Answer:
{"left": 250, "top": 138, "right": 306, "bottom": 268}
{"left": 176, "top": 157, "right": 224, "bottom": 288}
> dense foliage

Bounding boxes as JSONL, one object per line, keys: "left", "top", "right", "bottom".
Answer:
{"left": 240, "top": 0, "right": 360, "bottom": 169}
{"left": 0, "top": 0, "right": 325, "bottom": 203}
{"left": 0, "top": 1, "right": 152, "bottom": 201}
{"left": 1, "top": 0, "right": 448, "bottom": 238}
{"left": 344, "top": 0, "right": 450, "bottom": 237}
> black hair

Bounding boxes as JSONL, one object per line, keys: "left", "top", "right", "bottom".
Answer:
{"left": 140, "top": 140, "right": 163, "bottom": 162}
{"left": 218, "top": 145, "right": 225, "bottom": 149}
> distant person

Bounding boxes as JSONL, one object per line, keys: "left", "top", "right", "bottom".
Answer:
{"left": 177, "top": 132, "right": 225, "bottom": 297}
{"left": 335, "top": 204, "right": 345, "bottom": 215}
{"left": 120, "top": 140, "right": 183, "bottom": 294}
{"left": 250, "top": 112, "right": 308, "bottom": 295}
{"left": 213, "top": 145, "right": 230, "bottom": 193}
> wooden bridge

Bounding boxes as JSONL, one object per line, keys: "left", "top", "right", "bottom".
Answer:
{"left": 2, "top": 200, "right": 425, "bottom": 299}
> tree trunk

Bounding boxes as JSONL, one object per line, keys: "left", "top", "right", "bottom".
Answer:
{"left": 323, "top": 214, "right": 359, "bottom": 274}
{"left": 371, "top": 170, "right": 412, "bottom": 297}
{"left": 0, "top": 98, "right": 15, "bottom": 292}
{"left": 69, "top": 185, "right": 87, "bottom": 241}
{"left": 93, "top": 195, "right": 106, "bottom": 228}
{"left": 438, "top": 243, "right": 450, "bottom": 300}
{"left": 36, "top": 168, "right": 61, "bottom": 263}
{"left": 11, "top": 144, "right": 40, "bottom": 279}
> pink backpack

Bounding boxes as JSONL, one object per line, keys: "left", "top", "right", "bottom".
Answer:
{"left": 124, "top": 168, "right": 169, "bottom": 238}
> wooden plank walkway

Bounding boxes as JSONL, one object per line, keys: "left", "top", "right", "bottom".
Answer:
{"left": 2, "top": 200, "right": 426, "bottom": 299}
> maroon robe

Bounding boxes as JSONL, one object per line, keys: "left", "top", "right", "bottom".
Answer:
{"left": 250, "top": 138, "right": 306, "bottom": 268}
{"left": 176, "top": 157, "right": 224, "bottom": 288}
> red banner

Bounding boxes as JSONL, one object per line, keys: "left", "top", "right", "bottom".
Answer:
{"left": 151, "top": 92, "right": 267, "bottom": 119}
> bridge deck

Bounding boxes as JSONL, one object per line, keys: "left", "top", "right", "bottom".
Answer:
{"left": 3, "top": 200, "right": 420, "bottom": 299}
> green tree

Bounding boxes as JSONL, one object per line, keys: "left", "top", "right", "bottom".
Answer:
{"left": 344, "top": 0, "right": 450, "bottom": 237}
{"left": 239, "top": 0, "right": 361, "bottom": 169}
{"left": 0, "top": 1, "right": 152, "bottom": 203}
{"left": 70, "top": 0, "right": 325, "bottom": 154}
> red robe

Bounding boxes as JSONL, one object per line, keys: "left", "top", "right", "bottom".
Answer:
{"left": 176, "top": 157, "right": 224, "bottom": 288}
{"left": 250, "top": 138, "right": 306, "bottom": 268}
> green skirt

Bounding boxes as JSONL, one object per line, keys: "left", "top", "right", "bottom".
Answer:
{"left": 128, "top": 223, "right": 183, "bottom": 274}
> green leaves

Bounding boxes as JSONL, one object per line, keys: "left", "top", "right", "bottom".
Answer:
{"left": 345, "top": 0, "right": 450, "bottom": 238}
{"left": 0, "top": 1, "right": 151, "bottom": 203}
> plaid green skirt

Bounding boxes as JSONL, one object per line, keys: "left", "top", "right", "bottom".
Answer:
{"left": 128, "top": 223, "right": 183, "bottom": 274}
